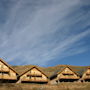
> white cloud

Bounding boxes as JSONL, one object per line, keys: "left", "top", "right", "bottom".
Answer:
{"left": 0, "top": 0, "right": 90, "bottom": 66}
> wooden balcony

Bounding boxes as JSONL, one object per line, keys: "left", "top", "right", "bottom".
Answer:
{"left": 0, "top": 74, "right": 17, "bottom": 80}
{"left": 62, "top": 73, "right": 74, "bottom": 75}
{"left": 27, "top": 73, "right": 42, "bottom": 77}
{"left": 7, "top": 77, "right": 17, "bottom": 80}
{"left": 0, "top": 68, "right": 9, "bottom": 72}
{"left": 22, "top": 78, "right": 48, "bottom": 82}
{"left": 58, "top": 76, "right": 79, "bottom": 79}
{"left": 62, "top": 72, "right": 74, "bottom": 74}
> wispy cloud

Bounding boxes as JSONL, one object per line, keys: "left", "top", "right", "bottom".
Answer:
{"left": 0, "top": 0, "right": 90, "bottom": 66}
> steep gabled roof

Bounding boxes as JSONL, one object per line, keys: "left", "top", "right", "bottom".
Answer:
{"left": 50, "top": 66, "right": 80, "bottom": 79}
{"left": 12, "top": 64, "right": 90, "bottom": 79}
{"left": 57, "top": 66, "right": 79, "bottom": 76}
{"left": 75, "top": 68, "right": 88, "bottom": 77}
{"left": 69, "top": 66, "right": 89, "bottom": 77}
{"left": 20, "top": 66, "right": 48, "bottom": 78}
{"left": 0, "top": 58, "right": 19, "bottom": 75}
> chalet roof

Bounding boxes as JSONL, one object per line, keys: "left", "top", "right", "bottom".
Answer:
{"left": 12, "top": 65, "right": 36, "bottom": 75}
{"left": 50, "top": 66, "right": 80, "bottom": 79}
{"left": 12, "top": 65, "right": 54, "bottom": 77}
{"left": 12, "top": 64, "right": 90, "bottom": 79}
{"left": 81, "top": 67, "right": 90, "bottom": 75}
{"left": 50, "top": 66, "right": 90, "bottom": 79}
{"left": 19, "top": 66, "right": 49, "bottom": 78}
{"left": 50, "top": 66, "right": 65, "bottom": 79}
{"left": 69, "top": 66, "right": 88, "bottom": 77}
{"left": 58, "top": 66, "right": 79, "bottom": 75}
{"left": 0, "top": 58, "right": 19, "bottom": 75}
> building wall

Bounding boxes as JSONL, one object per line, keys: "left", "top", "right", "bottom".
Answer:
{"left": 57, "top": 68, "right": 79, "bottom": 79}
{"left": 82, "top": 68, "right": 90, "bottom": 79}
{"left": 0, "top": 61, "right": 17, "bottom": 80}
{"left": 20, "top": 68, "right": 48, "bottom": 82}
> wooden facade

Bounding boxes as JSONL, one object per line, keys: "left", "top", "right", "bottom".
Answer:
{"left": 0, "top": 58, "right": 18, "bottom": 82}
{"left": 49, "top": 66, "right": 80, "bottom": 84}
{"left": 18, "top": 66, "right": 48, "bottom": 83}
{"left": 0, "top": 58, "right": 90, "bottom": 84}
{"left": 57, "top": 67, "right": 80, "bottom": 82}
{"left": 82, "top": 68, "right": 90, "bottom": 82}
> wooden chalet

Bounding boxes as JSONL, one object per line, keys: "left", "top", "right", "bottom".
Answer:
{"left": 81, "top": 67, "right": 90, "bottom": 82}
{"left": 0, "top": 57, "right": 90, "bottom": 84}
{"left": 0, "top": 58, "right": 19, "bottom": 83}
{"left": 57, "top": 66, "right": 80, "bottom": 82}
{"left": 50, "top": 66, "right": 80, "bottom": 83}
{"left": 18, "top": 66, "right": 48, "bottom": 84}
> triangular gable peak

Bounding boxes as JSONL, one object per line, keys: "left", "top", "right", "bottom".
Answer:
{"left": 0, "top": 58, "right": 18, "bottom": 81}
{"left": 82, "top": 67, "right": 90, "bottom": 79}
{"left": 19, "top": 66, "right": 48, "bottom": 83}
{"left": 57, "top": 66, "right": 80, "bottom": 79}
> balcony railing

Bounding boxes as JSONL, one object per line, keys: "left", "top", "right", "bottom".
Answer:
{"left": 0, "top": 74, "right": 17, "bottom": 80}
{"left": 62, "top": 73, "right": 74, "bottom": 76}
{"left": 58, "top": 76, "right": 80, "bottom": 79}
{"left": 27, "top": 73, "right": 42, "bottom": 77}
{"left": 22, "top": 78, "right": 48, "bottom": 82}
{"left": 0, "top": 68, "right": 9, "bottom": 72}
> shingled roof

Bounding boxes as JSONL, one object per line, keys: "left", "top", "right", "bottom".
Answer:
{"left": 70, "top": 66, "right": 88, "bottom": 77}
{"left": 12, "top": 64, "right": 90, "bottom": 78}
{"left": 12, "top": 65, "right": 51, "bottom": 77}
{"left": 19, "top": 66, "right": 49, "bottom": 78}
{"left": 50, "top": 66, "right": 65, "bottom": 79}
{"left": 50, "top": 65, "right": 90, "bottom": 79}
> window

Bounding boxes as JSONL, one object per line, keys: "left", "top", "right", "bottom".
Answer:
{"left": 27, "top": 75, "right": 31, "bottom": 79}
{"left": 2, "top": 72, "right": 9, "bottom": 76}
{"left": 2, "top": 72, "right": 9, "bottom": 74}
{"left": 63, "top": 73, "right": 73, "bottom": 76}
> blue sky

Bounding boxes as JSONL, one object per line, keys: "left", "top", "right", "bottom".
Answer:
{"left": 0, "top": 0, "right": 90, "bottom": 67}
